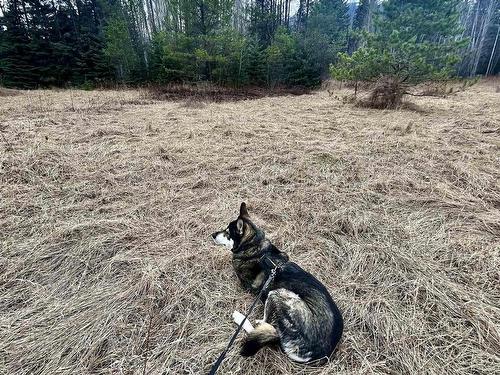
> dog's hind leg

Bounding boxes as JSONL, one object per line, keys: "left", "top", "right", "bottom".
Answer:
{"left": 232, "top": 310, "right": 254, "bottom": 333}
{"left": 240, "top": 322, "right": 279, "bottom": 356}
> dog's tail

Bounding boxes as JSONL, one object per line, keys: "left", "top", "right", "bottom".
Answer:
{"left": 240, "top": 322, "right": 280, "bottom": 357}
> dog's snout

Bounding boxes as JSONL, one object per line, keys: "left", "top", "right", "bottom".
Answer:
{"left": 211, "top": 232, "right": 218, "bottom": 239}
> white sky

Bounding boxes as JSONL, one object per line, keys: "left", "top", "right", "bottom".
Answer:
{"left": 289, "top": 0, "right": 358, "bottom": 17}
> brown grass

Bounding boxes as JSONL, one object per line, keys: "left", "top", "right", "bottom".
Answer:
{"left": 0, "top": 87, "right": 21, "bottom": 97}
{"left": 143, "top": 83, "right": 311, "bottom": 102}
{"left": 334, "top": 77, "right": 481, "bottom": 110}
{"left": 1, "top": 82, "right": 499, "bottom": 375}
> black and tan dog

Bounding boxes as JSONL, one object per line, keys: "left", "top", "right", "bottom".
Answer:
{"left": 211, "top": 203, "right": 343, "bottom": 363}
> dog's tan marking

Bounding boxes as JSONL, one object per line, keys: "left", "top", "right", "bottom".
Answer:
{"left": 251, "top": 271, "right": 266, "bottom": 289}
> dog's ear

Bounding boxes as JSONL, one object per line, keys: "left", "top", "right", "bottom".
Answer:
{"left": 239, "top": 202, "right": 249, "bottom": 218}
{"left": 237, "top": 218, "right": 244, "bottom": 234}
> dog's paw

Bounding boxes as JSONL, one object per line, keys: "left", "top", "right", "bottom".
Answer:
{"left": 232, "top": 310, "right": 254, "bottom": 333}
{"left": 232, "top": 310, "right": 244, "bottom": 324}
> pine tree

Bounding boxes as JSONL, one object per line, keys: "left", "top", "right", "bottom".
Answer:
{"left": 352, "top": 0, "right": 367, "bottom": 31}
{"left": 243, "top": 37, "right": 267, "bottom": 85}
{"left": 331, "top": 0, "right": 466, "bottom": 107}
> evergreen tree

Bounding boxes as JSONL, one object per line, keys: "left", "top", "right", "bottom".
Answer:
{"left": 352, "top": 0, "right": 368, "bottom": 30}
{"left": 0, "top": 0, "right": 112, "bottom": 88}
{"left": 104, "top": 16, "right": 139, "bottom": 82}
{"left": 0, "top": 0, "right": 39, "bottom": 88}
{"left": 305, "top": 0, "right": 349, "bottom": 77}
{"left": 332, "top": 0, "right": 466, "bottom": 85}
{"left": 242, "top": 37, "right": 267, "bottom": 85}
{"left": 331, "top": 0, "right": 466, "bottom": 107}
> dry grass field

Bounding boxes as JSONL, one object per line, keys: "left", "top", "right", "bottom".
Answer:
{"left": 1, "top": 81, "right": 499, "bottom": 375}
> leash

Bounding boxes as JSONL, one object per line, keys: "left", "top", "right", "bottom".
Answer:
{"left": 208, "top": 262, "right": 279, "bottom": 375}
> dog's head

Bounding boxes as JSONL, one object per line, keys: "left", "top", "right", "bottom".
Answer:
{"left": 211, "top": 202, "right": 257, "bottom": 252}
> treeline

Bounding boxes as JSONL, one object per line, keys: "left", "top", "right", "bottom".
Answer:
{"left": 0, "top": 0, "right": 499, "bottom": 89}
{"left": 349, "top": 0, "right": 500, "bottom": 77}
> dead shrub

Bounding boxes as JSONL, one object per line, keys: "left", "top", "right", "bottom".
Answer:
{"left": 344, "top": 80, "right": 373, "bottom": 91}
{"left": 358, "top": 76, "right": 406, "bottom": 109}
{"left": 353, "top": 77, "right": 478, "bottom": 110}
{"left": 342, "top": 94, "right": 357, "bottom": 104}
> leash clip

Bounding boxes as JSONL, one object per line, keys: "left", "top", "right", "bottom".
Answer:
{"left": 262, "top": 263, "right": 278, "bottom": 292}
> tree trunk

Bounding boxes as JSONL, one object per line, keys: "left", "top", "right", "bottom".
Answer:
{"left": 465, "top": 0, "right": 481, "bottom": 76}
{"left": 20, "top": 0, "right": 31, "bottom": 31}
{"left": 366, "top": 0, "right": 376, "bottom": 33}
{"left": 148, "top": 0, "right": 157, "bottom": 35}
{"left": 473, "top": 0, "right": 495, "bottom": 75}
{"left": 285, "top": 0, "right": 289, "bottom": 27}
{"left": 486, "top": 24, "right": 500, "bottom": 76}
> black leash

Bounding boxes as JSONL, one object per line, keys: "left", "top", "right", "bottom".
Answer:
{"left": 208, "top": 265, "right": 278, "bottom": 375}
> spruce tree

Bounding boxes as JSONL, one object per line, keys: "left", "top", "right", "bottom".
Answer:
{"left": 305, "top": 0, "right": 349, "bottom": 77}
{"left": 0, "top": 0, "right": 43, "bottom": 88}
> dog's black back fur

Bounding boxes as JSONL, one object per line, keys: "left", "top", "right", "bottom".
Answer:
{"left": 260, "top": 259, "right": 343, "bottom": 360}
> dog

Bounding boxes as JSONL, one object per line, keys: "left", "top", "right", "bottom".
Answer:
{"left": 211, "top": 202, "right": 343, "bottom": 363}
